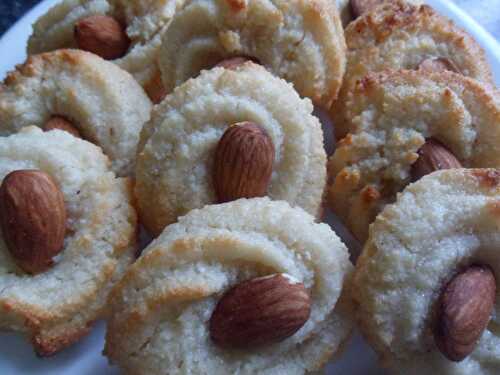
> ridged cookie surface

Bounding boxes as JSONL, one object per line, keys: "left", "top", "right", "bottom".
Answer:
{"left": 332, "top": 1, "right": 494, "bottom": 138}
{"left": 27, "top": 0, "right": 183, "bottom": 97}
{"left": 0, "top": 49, "right": 152, "bottom": 176}
{"left": 105, "top": 198, "right": 353, "bottom": 375}
{"left": 336, "top": 0, "right": 423, "bottom": 27}
{"left": 136, "top": 63, "right": 327, "bottom": 235}
{"left": 328, "top": 70, "right": 500, "bottom": 242}
{"left": 0, "top": 127, "right": 137, "bottom": 356}
{"left": 353, "top": 169, "right": 500, "bottom": 374}
{"left": 158, "top": 0, "right": 346, "bottom": 108}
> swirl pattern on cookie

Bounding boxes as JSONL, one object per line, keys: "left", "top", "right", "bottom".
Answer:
{"left": 158, "top": 0, "right": 346, "bottom": 108}
{"left": 354, "top": 169, "right": 500, "bottom": 374}
{"left": 0, "top": 49, "right": 152, "bottom": 176}
{"left": 105, "top": 198, "right": 353, "bottom": 375}
{"left": 0, "top": 127, "right": 137, "bottom": 356}
{"left": 136, "top": 62, "right": 327, "bottom": 235}
{"left": 328, "top": 70, "right": 500, "bottom": 242}
{"left": 332, "top": 0, "right": 494, "bottom": 139}
{"left": 27, "top": 0, "right": 184, "bottom": 98}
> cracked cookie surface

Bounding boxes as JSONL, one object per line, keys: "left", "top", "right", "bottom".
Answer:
{"left": 332, "top": 0, "right": 494, "bottom": 139}
{"left": 328, "top": 70, "right": 500, "bottom": 242}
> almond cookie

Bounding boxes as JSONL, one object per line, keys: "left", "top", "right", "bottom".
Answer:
{"left": 337, "top": 0, "right": 423, "bottom": 26}
{"left": 158, "top": 0, "right": 346, "bottom": 108}
{"left": 353, "top": 168, "right": 500, "bottom": 374}
{"left": 336, "top": 0, "right": 352, "bottom": 26}
{"left": 0, "top": 126, "right": 137, "bottom": 356}
{"left": 332, "top": 0, "right": 494, "bottom": 139}
{"left": 27, "top": 0, "right": 184, "bottom": 101}
{"left": 136, "top": 62, "right": 327, "bottom": 236}
{"left": 0, "top": 49, "right": 152, "bottom": 176}
{"left": 105, "top": 197, "right": 353, "bottom": 375}
{"left": 328, "top": 70, "right": 500, "bottom": 242}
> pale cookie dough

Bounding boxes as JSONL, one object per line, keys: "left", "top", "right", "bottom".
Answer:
{"left": 332, "top": 0, "right": 494, "bottom": 139}
{"left": 105, "top": 198, "right": 353, "bottom": 375}
{"left": 158, "top": 0, "right": 346, "bottom": 108}
{"left": 328, "top": 70, "right": 500, "bottom": 242}
{"left": 0, "top": 49, "right": 152, "bottom": 176}
{"left": 27, "top": 0, "right": 184, "bottom": 98}
{"left": 136, "top": 62, "right": 327, "bottom": 236}
{"left": 353, "top": 168, "right": 500, "bottom": 374}
{"left": 0, "top": 126, "right": 137, "bottom": 356}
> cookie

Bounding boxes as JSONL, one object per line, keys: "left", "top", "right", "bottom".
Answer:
{"left": 136, "top": 62, "right": 327, "bottom": 236}
{"left": 332, "top": 0, "right": 494, "bottom": 139}
{"left": 0, "top": 49, "right": 152, "bottom": 176}
{"left": 0, "top": 126, "right": 137, "bottom": 356}
{"left": 105, "top": 197, "right": 353, "bottom": 374}
{"left": 158, "top": 0, "right": 346, "bottom": 108}
{"left": 328, "top": 70, "right": 500, "bottom": 242}
{"left": 27, "top": 0, "right": 183, "bottom": 101}
{"left": 337, "top": 0, "right": 423, "bottom": 26}
{"left": 353, "top": 168, "right": 500, "bottom": 374}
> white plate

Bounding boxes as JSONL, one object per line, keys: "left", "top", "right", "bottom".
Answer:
{"left": 0, "top": 1, "right": 499, "bottom": 374}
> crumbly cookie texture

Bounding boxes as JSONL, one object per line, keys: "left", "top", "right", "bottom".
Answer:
{"left": 27, "top": 0, "right": 184, "bottom": 89}
{"left": 105, "top": 197, "right": 353, "bottom": 375}
{"left": 332, "top": 0, "right": 494, "bottom": 139}
{"left": 0, "top": 127, "right": 137, "bottom": 356}
{"left": 0, "top": 49, "right": 152, "bottom": 177}
{"left": 136, "top": 63, "right": 327, "bottom": 235}
{"left": 353, "top": 168, "right": 500, "bottom": 374}
{"left": 336, "top": 0, "right": 423, "bottom": 27}
{"left": 158, "top": 0, "right": 346, "bottom": 108}
{"left": 328, "top": 70, "right": 500, "bottom": 242}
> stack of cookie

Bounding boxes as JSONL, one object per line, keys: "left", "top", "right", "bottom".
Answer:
{"left": 0, "top": 0, "right": 498, "bottom": 374}
{"left": 327, "top": 1, "right": 500, "bottom": 374}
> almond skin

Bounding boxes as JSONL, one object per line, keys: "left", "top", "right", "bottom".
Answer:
{"left": 144, "top": 72, "right": 167, "bottom": 104}
{"left": 74, "top": 15, "right": 130, "bottom": 60}
{"left": 215, "top": 57, "right": 259, "bottom": 70}
{"left": 44, "top": 116, "right": 81, "bottom": 138}
{"left": 411, "top": 138, "right": 462, "bottom": 182}
{"left": 213, "top": 122, "right": 275, "bottom": 203}
{"left": 0, "top": 170, "right": 67, "bottom": 274}
{"left": 434, "top": 265, "right": 496, "bottom": 362}
{"left": 209, "top": 274, "right": 311, "bottom": 348}
{"left": 418, "top": 58, "right": 461, "bottom": 74}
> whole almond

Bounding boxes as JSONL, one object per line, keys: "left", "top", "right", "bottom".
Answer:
{"left": 411, "top": 138, "right": 462, "bottom": 182}
{"left": 75, "top": 15, "right": 130, "bottom": 60}
{"left": 44, "top": 116, "right": 81, "bottom": 138}
{"left": 350, "top": 0, "right": 385, "bottom": 18}
{"left": 434, "top": 265, "right": 496, "bottom": 362}
{"left": 0, "top": 170, "right": 67, "bottom": 274}
{"left": 418, "top": 58, "right": 460, "bottom": 74}
{"left": 213, "top": 122, "right": 275, "bottom": 203}
{"left": 210, "top": 274, "right": 311, "bottom": 348}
